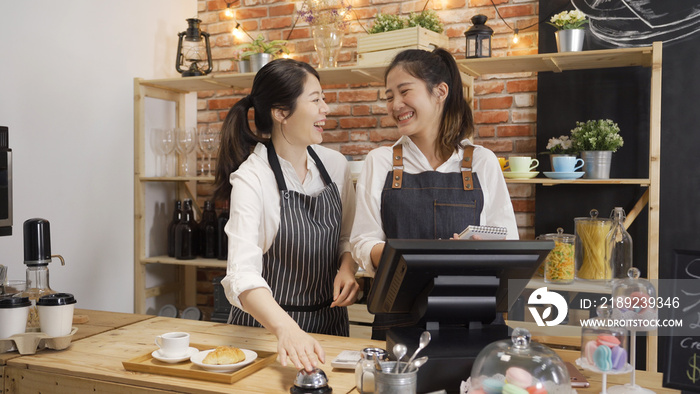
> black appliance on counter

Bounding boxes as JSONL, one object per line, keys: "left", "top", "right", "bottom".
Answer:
{"left": 367, "top": 239, "right": 554, "bottom": 393}
{"left": 0, "top": 126, "right": 11, "bottom": 236}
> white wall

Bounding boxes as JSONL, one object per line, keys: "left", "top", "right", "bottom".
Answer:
{"left": 0, "top": 0, "right": 197, "bottom": 312}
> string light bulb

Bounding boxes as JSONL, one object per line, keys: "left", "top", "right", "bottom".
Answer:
{"left": 512, "top": 28, "right": 519, "bottom": 44}
{"left": 224, "top": 1, "right": 235, "bottom": 18}
{"left": 232, "top": 23, "right": 245, "bottom": 39}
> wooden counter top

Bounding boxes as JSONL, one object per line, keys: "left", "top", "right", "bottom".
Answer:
{"left": 2, "top": 311, "right": 677, "bottom": 393}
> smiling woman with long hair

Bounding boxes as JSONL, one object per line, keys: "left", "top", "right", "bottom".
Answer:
{"left": 214, "top": 59, "right": 359, "bottom": 371}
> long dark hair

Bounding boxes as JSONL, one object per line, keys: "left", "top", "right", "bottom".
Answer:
{"left": 385, "top": 48, "right": 474, "bottom": 161}
{"left": 214, "top": 59, "right": 320, "bottom": 201}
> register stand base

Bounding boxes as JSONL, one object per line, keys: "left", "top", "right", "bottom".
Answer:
{"left": 387, "top": 324, "right": 510, "bottom": 394}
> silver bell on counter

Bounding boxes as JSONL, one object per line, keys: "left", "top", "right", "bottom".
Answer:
{"left": 290, "top": 368, "right": 332, "bottom": 394}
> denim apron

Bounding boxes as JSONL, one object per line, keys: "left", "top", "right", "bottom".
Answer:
{"left": 372, "top": 144, "right": 484, "bottom": 339}
{"left": 228, "top": 143, "right": 349, "bottom": 336}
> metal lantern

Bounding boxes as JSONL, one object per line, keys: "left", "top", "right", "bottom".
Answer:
{"left": 464, "top": 14, "right": 493, "bottom": 58}
{"left": 176, "top": 18, "right": 213, "bottom": 77}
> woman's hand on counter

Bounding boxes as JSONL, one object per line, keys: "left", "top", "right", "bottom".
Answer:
{"left": 331, "top": 253, "right": 360, "bottom": 308}
{"left": 276, "top": 326, "right": 325, "bottom": 372}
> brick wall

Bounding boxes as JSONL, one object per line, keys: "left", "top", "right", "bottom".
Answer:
{"left": 193, "top": 0, "right": 540, "bottom": 318}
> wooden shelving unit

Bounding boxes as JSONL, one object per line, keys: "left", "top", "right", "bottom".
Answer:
{"left": 135, "top": 44, "right": 662, "bottom": 350}
{"left": 465, "top": 43, "right": 662, "bottom": 374}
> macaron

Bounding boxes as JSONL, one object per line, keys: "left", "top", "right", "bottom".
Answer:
{"left": 505, "top": 367, "right": 533, "bottom": 388}
{"left": 584, "top": 340, "right": 598, "bottom": 364}
{"left": 597, "top": 334, "right": 621, "bottom": 348}
{"left": 483, "top": 378, "right": 506, "bottom": 394}
{"left": 502, "top": 383, "right": 529, "bottom": 394}
{"left": 593, "top": 344, "right": 612, "bottom": 371}
{"left": 611, "top": 345, "right": 628, "bottom": 370}
{"left": 526, "top": 384, "right": 548, "bottom": 394}
{"left": 630, "top": 291, "right": 650, "bottom": 313}
{"left": 471, "top": 389, "right": 487, "bottom": 394}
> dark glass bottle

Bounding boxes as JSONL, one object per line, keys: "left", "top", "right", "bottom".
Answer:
{"left": 199, "top": 200, "right": 218, "bottom": 258}
{"left": 167, "top": 200, "right": 182, "bottom": 257}
{"left": 216, "top": 200, "right": 230, "bottom": 260}
{"left": 174, "top": 199, "right": 196, "bottom": 260}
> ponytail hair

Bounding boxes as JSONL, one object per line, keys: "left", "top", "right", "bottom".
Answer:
{"left": 385, "top": 48, "right": 474, "bottom": 161}
{"left": 214, "top": 59, "right": 320, "bottom": 201}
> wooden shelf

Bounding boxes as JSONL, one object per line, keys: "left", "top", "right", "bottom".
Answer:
{"left": 456, "top": 45, "right": 654, "bottom": 77}
{"left": 138, "top": 64, "right": 387, "bottom": 93}
{"left": 525, "top": 277, "right": 612, "bottom": 294}
{"left": 141, "top": 255, "right": 226, "bottom": 268}
{"left": 505, "top": 178, "right": 651, "bottom": 186}
{"left": 140, "top": 176, "right": 214, "bottom": 182}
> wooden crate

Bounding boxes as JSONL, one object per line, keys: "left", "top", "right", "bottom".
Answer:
{"left": 357, "top": 26, "right": 450, "bottom": 66}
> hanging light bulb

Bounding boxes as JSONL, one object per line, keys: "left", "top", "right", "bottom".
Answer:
{"left": 512, "top": 28, "right": 520, "bottom": 44}
{"left": 232, "top": 22, "right": 244, "bottom": 40}
{"left": 224, "top": 1, "right": 235, "bottom": 18}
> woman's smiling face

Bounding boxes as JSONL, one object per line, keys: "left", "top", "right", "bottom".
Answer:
{"left": 281, "top": 74, "right": 329, "bottom": 146}
{"left": 385, "top": 66, "right": 444, "bottom": 141}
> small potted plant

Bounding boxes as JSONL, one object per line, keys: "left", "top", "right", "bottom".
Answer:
{"left": 358, "top": 9, "right": 448, "bottom": 66}
{"left": 232, "top": 48, "right": 250, "bottom": 73}
{"left": 570, "top": 119, "right": 624, "bottom": 179}
{"left": 237, "top": 34, "right": 290, "bottom": 72}
{"left": 547, "top": 9, "right": 588, "bottom": 52}
{"left": 544, "top": 135, "right": 578, "bottom": 170}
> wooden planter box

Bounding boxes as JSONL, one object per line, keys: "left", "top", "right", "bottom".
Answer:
{"left": 357, "top": 26, "right": 450, "bottom": 66}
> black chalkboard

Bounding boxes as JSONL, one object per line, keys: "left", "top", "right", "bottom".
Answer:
{"left": 662, "top": 250, "right": 700, "bottom": 392}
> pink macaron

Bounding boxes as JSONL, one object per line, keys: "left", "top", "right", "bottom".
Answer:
{"left": 584, "top": 340, "right": 598, "bottom": 364}
{"left": 505, "top": 367, "right": 533, "bottom": 389}
{"left": 597, "top": 334, "right": 621, "bottom": 348}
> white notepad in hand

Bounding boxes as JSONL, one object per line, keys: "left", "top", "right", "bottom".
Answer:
{"left": 459, "top": 225, "right": 507, "bottom": 240}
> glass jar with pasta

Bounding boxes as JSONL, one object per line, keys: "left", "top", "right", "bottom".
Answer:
{"left": 539, "top": 228, "right": 575, "bottom": 284}
{"left": 575, "top": 209, "right": 613, "bottom": 281}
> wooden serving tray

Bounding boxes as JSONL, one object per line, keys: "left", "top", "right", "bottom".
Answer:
{"left": 122, "top": 343, "right": 277, "bottom": 384}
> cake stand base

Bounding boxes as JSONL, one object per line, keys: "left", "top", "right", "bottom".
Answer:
{"left": 607, "top": 383, "right": 656, "bottom": 394}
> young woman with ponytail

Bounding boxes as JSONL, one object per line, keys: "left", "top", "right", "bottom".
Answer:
{"left": 214, "top": 59, "right": 359, "bottom": 371}
{"left": 349, "top": 48, "right": 518, "bottom": 340}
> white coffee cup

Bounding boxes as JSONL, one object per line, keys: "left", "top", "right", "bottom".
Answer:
{"left": 0, "top": 296, "right": 31, "bottom": 339}
{"left": 36, "top": 293, "right": 77, "bottom": 337}
{"left": 155, "top": 332, "right": 190, "bottom": 358}
{"left": 507, "top": 156, "right": 539, "bottom": 173}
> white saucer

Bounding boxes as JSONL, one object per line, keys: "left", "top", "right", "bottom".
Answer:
{"left": 151, "top": 347, "right": 199, "bottom": 363}
{"left": 543, "top": 171, "right": 585, "bottom": 180}
{"left": 503, "top": 171, "right": 539, "bottom": 179}
{"left": 190, "top": 348, "right": 257, "bottom": 372}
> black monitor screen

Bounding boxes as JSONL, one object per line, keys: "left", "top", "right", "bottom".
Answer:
{"left": 367, "top": 239, "right": 553, "bottom": 325}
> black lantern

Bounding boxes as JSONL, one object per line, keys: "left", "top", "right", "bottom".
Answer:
{"left": 176, "top": 18, "right": 213, "bottom": 77}
{"left": 464, "top": 14, "right": 493, "bottom": 58}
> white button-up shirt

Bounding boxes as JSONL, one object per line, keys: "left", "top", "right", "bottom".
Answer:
{"left": 350, "top": 136, "right": 518, "bottom": 275}
{"left": 221, "top": 143, "right": 356, "bottom": 309}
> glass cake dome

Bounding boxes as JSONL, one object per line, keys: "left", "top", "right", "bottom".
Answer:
{"left": 470, "top": 327, "right": 571, "bottom": 394}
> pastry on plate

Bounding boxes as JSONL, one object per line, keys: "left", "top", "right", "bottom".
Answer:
{"left": 202, "top": 346, "right": 246, "bottom": 365}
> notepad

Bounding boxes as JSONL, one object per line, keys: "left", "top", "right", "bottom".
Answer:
{"left": 459, "top": 225, "right": 507, "bottom": 240}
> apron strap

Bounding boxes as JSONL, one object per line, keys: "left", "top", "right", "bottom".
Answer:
{"left": 306, "top": 146, "right": 333, "bottom": 186}
{"left": 266, "top": 141, "right": 288, "bottom": 191}
{"left": 461, "top": 145, "right": 474, "bottom": 191}
{"left": 391, "top": 144, "right": 404, "bottom": 189}
{"left": 266, "top": 143, "right": 333, "bottom": 191}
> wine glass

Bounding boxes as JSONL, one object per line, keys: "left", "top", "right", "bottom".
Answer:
{"left": 161, "top": 128, "right": 176, "bottom": 176}
{"left": 198, "top": 127, "right": 219, "bottom": 176}
{"left": 149, "top": 128, "right": 167, "bottom": 176}
{"left": 175, "top": 127, "right": 196, "bottom": 176}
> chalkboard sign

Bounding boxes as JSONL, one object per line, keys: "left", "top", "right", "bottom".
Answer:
{"left": 662, "top": 250, "right": 700, "bottom": 392}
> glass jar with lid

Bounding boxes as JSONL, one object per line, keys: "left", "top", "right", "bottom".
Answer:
{"left": 575, "top": 209, "right": 613, "bottom": 281}
{"left": 537, "top": 228, "right": 575, "bottom": 284}
{"left": 355, "top": 347, "right": 387, "bottom": 393}
{"left": 470, "top": 327, "right": 571, "bottom": 394}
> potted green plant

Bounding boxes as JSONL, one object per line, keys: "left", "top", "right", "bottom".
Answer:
{"left": 547, "top": 10, "right": 588, "bottom": 52}
{"left": 359, "top": 10, "right": 448, "bottom": 66}
{"left": 570, "top": 119, "right": 624, "bottom": 179}
{"left": 232, "top": 48, "right": 250, "bottom": 73}
{"left": 237, "top": 34, "right": 290, "bottom": 72}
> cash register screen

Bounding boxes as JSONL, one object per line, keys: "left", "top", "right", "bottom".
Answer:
{"left": 367, "top": 239, "right": 553, "bottom": 323}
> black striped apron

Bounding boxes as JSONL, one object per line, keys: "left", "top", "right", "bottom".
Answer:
{"left": 228, "top": 143, "right": 349, "bottom": 336}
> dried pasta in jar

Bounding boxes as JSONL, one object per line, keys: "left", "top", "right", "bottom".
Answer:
{"left": 575, "top": 210, "right": 613, "bottom": 281}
